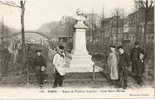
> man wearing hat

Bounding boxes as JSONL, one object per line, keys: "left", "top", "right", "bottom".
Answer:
{"left": 118, "top": 46, "right": 130, "bottom": 89}
{"left": 136, "top": 51, "right": 145, "bottom": 85}
{"left": 53, "top": 45, "right": 66, "bottom": 88}
{"left": 33, "top": 49, "right": 47, "bottom": 87}
{"left": 130, "top": 42, "right": 144, "bottom": 85}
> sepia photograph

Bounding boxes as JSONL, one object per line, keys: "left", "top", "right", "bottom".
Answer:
{"left": 0, "top": 0, "right": 154, "bottom": 99}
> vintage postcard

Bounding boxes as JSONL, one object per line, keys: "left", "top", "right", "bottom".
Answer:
{"left": 0, "top": 0, "right": 154, "bottom": 99}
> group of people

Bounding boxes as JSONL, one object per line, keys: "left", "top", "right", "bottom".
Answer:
{"left": 107, "top": 42, "right": 145, "bottom": 89}
{"left": 33, "top": 45, "right": 66, "bottom": 88}
{"left": 33, "top": 42, "right": 145, "bottom": 89}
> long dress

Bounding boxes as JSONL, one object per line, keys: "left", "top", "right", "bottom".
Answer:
{"left": 108, "top": 52, "right": 118, "bottom": 80}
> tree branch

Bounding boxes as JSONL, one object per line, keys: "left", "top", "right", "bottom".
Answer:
{"left": 149, "top": 0, "right": 154, "bottom": 8}
{"left": 23, "top": 0, "right": 26, "bottom": 5}
{"left": 145, "top": 0, "right": 149, "bottom": 8}
{"left": 7, "top": 1, "right": 20, "bottom": 6}
{"left": 139, "top": 0, "right": 145, "bottom": 8}
{"left": 0, "top": 1, "right": 21, "bottom": 8}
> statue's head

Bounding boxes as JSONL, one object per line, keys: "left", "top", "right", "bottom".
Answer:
{"left": 76, "top": 8, "right": 82, "bottom": 16}
{"left": 75, "top": 9, "right": 86, "bottom": 21}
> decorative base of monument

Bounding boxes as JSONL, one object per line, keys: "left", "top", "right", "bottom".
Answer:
{"left": 67, "top": 54, "right": 102, "bottom": 73}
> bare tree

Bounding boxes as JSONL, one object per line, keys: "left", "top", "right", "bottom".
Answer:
{"left": 62, "top": 16, "right": 76, "bottom": 37}
{"left": 135, "top": 0, "right": 154, "bottom": 80}
{"left": 100, "top": 7, "right": 105, "bottom": 48}
{"left": 0, "top": 0, "right": 26, "bottom": 63}
{"left": 111, "top": 8, "right": 124, "bottom": 45}
{"left": 135, "top": 0, "right": 154, "bottom": 48}
{"left": 112, "top": 9, "right": 120, "bottom": 34}
{"left": 134, "top": 0, "right": 141, "bottom": 42}
{"left": 91, "top": 9, "right": 95, "bottom": 44}
{"left": 0, "top": 0, "right": 27, "bottom": 84}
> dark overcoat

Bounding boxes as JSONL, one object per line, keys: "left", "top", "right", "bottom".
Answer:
{"left": 118, "top": 52, "right": 130, "bottom": 88}
{"left": 130, "top": 47, "right": 144, "bottom": 74}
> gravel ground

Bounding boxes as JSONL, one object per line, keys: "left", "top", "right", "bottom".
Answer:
{"left": 0, "top": 72, "right": 153, "bottom": 89}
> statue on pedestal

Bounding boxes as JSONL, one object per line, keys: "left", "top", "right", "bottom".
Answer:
{"left": 68, "top": 9, "right": 102, "bottom": 73}
{"left": 74, "top": 9, "right": 87, "bottom": 29}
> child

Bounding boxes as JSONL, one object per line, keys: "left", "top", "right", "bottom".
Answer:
{"left": 117, "top": 46, "right": 130, "bottom": 89}
{"left": 136, "top": 51, "right": 145, "bottom": 85}
{"left": 33, "top": 49, "right": 47, "bottom": 87}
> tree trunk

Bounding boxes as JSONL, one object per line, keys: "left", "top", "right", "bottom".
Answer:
{"left": 143, "top": 9, "right": 147, "bottom": 49}
{"left": 20, "top": 1, "right": 28, "bottom": 85}
{"left": 154, "top": 39, "right": 155, "bottom": 86}
{"left": 101, "top": 30, "right": 103, "bottom": 48}
{"left": 20, "top": 1, "right": 25, "bottom": 64}
{"left": 143, "top": 8, "right": 149, "bottom": 79}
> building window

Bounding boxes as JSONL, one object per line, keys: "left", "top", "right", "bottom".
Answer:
{"left": 147, "top": 36, "right": 149, "bottom": 41}
{"left": 152, "top": 36, "right": 154, "bottom": 40}
{"left": 148, "top": 36, "right": 151, "bottom": 40}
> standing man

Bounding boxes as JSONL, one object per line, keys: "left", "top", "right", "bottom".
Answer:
{"left": 130, "top": 42, "right": 144, "bottom": 85}
{"left": 136, "top": 51, "right": 145, "bottom": 85}
{"left": 33, "top": 49, "right": 47, "bottom": 87}
{"left": 118, "top": 46, "right": 130, "bottom": 89}
{"left": 107, "top": 45, "right": 119, "bottom": 87}
{"left": 53, "top": 46, "right": 66, "bottom": 88}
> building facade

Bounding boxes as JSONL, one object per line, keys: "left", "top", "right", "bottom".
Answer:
{"left": 101, "top": 6, "right": 154, "bottom": 46}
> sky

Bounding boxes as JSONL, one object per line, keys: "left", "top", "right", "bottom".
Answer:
{"left": 0, "top": 0, "right": 135, "bottom": 30}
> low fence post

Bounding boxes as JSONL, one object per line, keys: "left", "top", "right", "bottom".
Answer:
{"left": 93, "top": 64, "right": 95, "bottom": 81}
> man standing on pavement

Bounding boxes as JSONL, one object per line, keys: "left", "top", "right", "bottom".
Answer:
{"left": 136, "top": 51, "right": 145, "bottom": 85}
{"left": 53, "top": 46, "right": 66, "bottom": 88}
{"left": 33, "top": 49, "right": 47, "bottom": 87}
{"left": 130, "top": 42, "right": 144, "bottom": 85}
{"left": 118, "top": 46, "right": 130, "bottom": 89}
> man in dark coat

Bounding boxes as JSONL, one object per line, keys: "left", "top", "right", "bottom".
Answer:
{"left": 33, "top": 49, "right": 47, "bottom": 87}
{"left": 130, "top": 42, "right": 144, "bottom": 85}
{"left": 130, "top": 42, "right": 143, "bottom": 74}
{"left": 136, "top": 51, "right": 145, "bottom": 85}
{"left": 118, "top": 46, "right": 130, "bottom": 89}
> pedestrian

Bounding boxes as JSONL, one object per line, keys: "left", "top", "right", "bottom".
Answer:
{"left": 136, "top": 51, "right": 145, "bottom": 86}
{"left": 117, "top": 46, "right": 130, "bottom": 89}
{"left": 130, "top": 42, "right": 144, "bottom": 85}
{"left": 53, "top": 45, "right": 66, "bottom": 88}
{"left": 130, "top": 42, "right": 143, "bottom": 74}
{"left": 107, "top": 45, "right": 119, "bottom": 87}
{"left": 33, "top": 49, "right": 47, "bottom": 87}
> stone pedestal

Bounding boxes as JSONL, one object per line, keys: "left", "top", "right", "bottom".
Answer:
{"left": 68, "top": 13, "right": 99, "bottom": 73}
